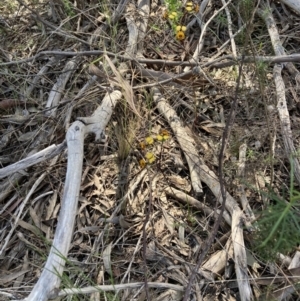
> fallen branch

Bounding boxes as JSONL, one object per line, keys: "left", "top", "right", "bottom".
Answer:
{"left": 2, "top": 50, "right": 300, "bottom": 68}
{"left": 164, "top": 186, "right": 232, "bottom": 225}
{"left": 152, "top": 88, "right": 203, "bottom": 195}
{"left": 279, "top": 0, "right": 300, "bottom": 14}
{"left": 258, "top": 3, "right": 300, "bottom": 185}
{"left": 0, "top": 142, "right": 66, "bottom": 179}
{"left": 55, "top": 282, "right": 184, "bottom": 298}
{"left": 25, "top": 90, "right": 122, "bottom": 301}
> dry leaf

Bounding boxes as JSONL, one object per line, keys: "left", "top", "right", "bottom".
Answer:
{"left": 103, "top": 243, "right": 112, "bottom": 275}
{"left": 154, "top": 218, "right": 165, "bottom": 236}
{"left": 119, "top": 214, "right": 132, "bottom": 229}
{"left": 88, "top": 63, "right": 107, "bottom": 82}
{"left": 45, "top": 191, "right": 58, "bottom": 220}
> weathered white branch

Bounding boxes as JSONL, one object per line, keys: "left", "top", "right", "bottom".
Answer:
{"left": 279, "top": 0, "right": 300, "bottom": 14}
{"left": 257, "top": 5, "right": 300, "bottom": 84}
{"left": 152, "top": 88, "right": 203, "bottom": 195}
{"left": 273, "top": 64, "right": 300, "bottom": 184}
{"left": 164, "top": 186, "right": 232, "bottom": 225}
{"left": 45, "top": 56, "right": 81, "bottom": 117}
{"left": 258, "top": 4, "right": 300, "bottom": 184}
{"left": 25, "top": 90, "right": 122, "bottom": 301}
{"left": 0, "top": 142, "right": 66, "bottom": 179}
{"left": 232, "top": 210, "right": 252, "bottom": 301}
{"left": 136, "top": 0, "right": 150, "bottom": 58}
{"left": 151, "top": 88, "right": 252, "bottom": 300}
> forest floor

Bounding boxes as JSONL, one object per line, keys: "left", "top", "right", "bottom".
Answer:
{"left": 1, "top": 0, "right": 300, "bottom": 300}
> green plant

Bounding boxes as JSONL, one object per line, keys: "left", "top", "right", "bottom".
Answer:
{"left": 254, "top": 161, "right": 300, "bottom": 261}
{"left": 239, "top": 0, "right": 255, "bottom": 22}
{"left": 164, "top": 0, "right": 182, "bottom": 14}
{"left": 255, "top": 61, "right": 269, "bottom": 87}
{"left": 215, "top": 12, "right": 228, "bottom": 27}
{"left": 246, "top": 149, "right": 255, "bottom": 159}
{"left": 186, "top": 209, "right": 198, "bottom": 227}
{"left": 61, "top": 0, "right": 75, "bottom": 17}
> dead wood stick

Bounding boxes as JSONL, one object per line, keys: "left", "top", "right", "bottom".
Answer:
{"left": 2, "top": 50, "right": 300, "bottom": 68}
{"left": 258, "top": 3, "right": 300, "bottom": 185}
{"left": 152, "top": 88, "right": 203, "bottom": 195}
{"left": 56, "top": 282, "right": 184, "bottom": 298}
{"left": 26, "top": 91, "right": 122, "bottom": 301}
{"left": 237, "top": 143, "right": 255, "bottom": 221}
{"left": 0, "top": 142, "right": 66, "bottom": 179}
{"left": 279, "top": 0, "right": 300, "bottom": 14}
{"left": 45, "top": 56, "right": 81, "bottom": 118}
{"left": 164, "top": 186, "right": 232, "bottom": 225}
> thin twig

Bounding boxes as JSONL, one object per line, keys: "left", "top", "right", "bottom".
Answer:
{"left": 2, "top": 49, "right": 300, "bottom": 67}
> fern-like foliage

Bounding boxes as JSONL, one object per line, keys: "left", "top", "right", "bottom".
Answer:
{"left": 254, "top": 165, "right": 300, "bottom": 261}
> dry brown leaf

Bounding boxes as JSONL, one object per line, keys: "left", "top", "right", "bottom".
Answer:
{"left": 93, "top": 174, "right": 103, "bottom": 191}
{"left": 154, "top": 289, "right": 183, "bottom": 301}
{"left": 0, "top": 99, "right": 22, "bottom": 110}
{"left": 17, "top": 130, "right": 38, "bottom": 142}
{"left": 289, "top": 266, "right": 300, "bottom": 277}
{"left": 16, "top": 219, "right": 42, "bottom": 237}
{"left": 29, "top": 207, "right": 48, "bottom": 234}
{"left": 45, "top": 191, "right": 58, "bottom": 220}
{"left": 119, "top": 214, "right": 132, "bottom": 229}
{"left": 0, "top": 269, "right": 30, "bottom": 285}
{"left": 88, "top": 63, "right": 108, "bottom": 83}
{"left": 154, "top": 217, "right": 165, "bottom": 237}
{"left": 161, "top": 199, "right": 174, "bottom": 235}
{"left": 13, "top": 251, "right": 29, "bottom": 288}
{"left": 103, "top": 243, "right": 112, "bottom": 275}
{"left": 145, "top": 241, "right": 158, "bottom": 261}
{"left": 91, "top": 204, "right": 110, "bottom": 216}
{"left": 168, "top": 175, "right": 191, "bottom": 192}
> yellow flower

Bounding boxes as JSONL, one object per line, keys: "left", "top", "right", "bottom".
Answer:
{"left": 176, "top": 25, "right": 187, "bottom": 32}
{"left": 156, "top": 135, "right": 163, "bottom": 141}
{"left": 185, "top": 2, "right": 194, "bottom": 12}
{"left": 139, "top": 159, "right": 146, "bottom": 168}
{"left": 145, "top": 136, "right": 154, "bottom": 145}
{"left": 186, "top": 2, "right": 198, "bottom": 12}
{"left": 168, "top": 12, "right": 178, "bottom": 20}
{"left": 176, "top": 31, "right": 185, "bottom": 41}
{"left": 157, "top": 129, "right": 170, "bottom": 142}
{"left": 145, "top": 152, "right": 155, "bottom": 164}
{"left": 156, "top": 134, "right": 169, "bottom": 141}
